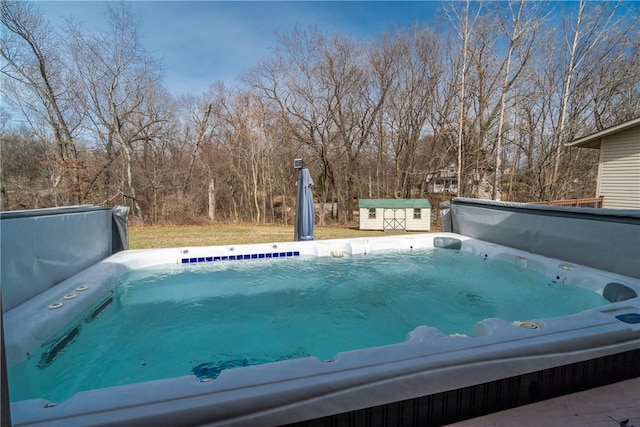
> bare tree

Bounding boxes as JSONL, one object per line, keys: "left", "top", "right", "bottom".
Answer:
{"left": 244, "top": 28, "right": 390, "bottom": 222}
{"left": 218, "top": 88, "right": 273, "bottom": 224}
{"left": 131, "top": 83, "right": 176, "bottom": 222}
{"left": 548, "top": 0, "right": 633, "bottom": 199}
{"left": 490, "top": 0, "right": 547, "bottom": 200}
{"left": 323, "top": 33, "right": 391, "bottom": 220}
{"left": 445, "top": 0, "right": 482, "bottom": 197}
{"left": 1, "top": 0, "right": 84, "bottom": 203}
{"left": 67, "top": 2, "right": 167, "bottom": 221}
{"left": 375, "top": 26, "right": 441, "bottom": 198}
{"left": 243, "top": 28, "right": 341, "bottom": 222}
{"left": 585, "top": 13, "right": 640, "bottom": 128}
{"left": 179, "top": 88, "right": 221, "bottom": 195}
{"left": 0, "top": 127, "right": 51, "bottom": 209}
{"left": 3, "top": 1, "right": 638, "bottom": 221}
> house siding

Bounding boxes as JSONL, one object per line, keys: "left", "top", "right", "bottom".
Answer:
{"left": 597, "top": 128, "right": 640, "bottom": 209}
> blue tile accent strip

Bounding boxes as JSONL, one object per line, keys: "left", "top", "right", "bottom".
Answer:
{"left": 180, "top": 250, "right": 300, "bottom": 265}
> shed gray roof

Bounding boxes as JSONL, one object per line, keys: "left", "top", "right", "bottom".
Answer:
{"left": 358, "top": 199, "right": 432, "bottom": 209}
{"left": 567, "top": 117, "right": 640, "bottom": 149}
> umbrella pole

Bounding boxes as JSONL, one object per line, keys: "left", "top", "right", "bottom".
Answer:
{"left": 294, "top": 159, "right": 304, "bottom": 241}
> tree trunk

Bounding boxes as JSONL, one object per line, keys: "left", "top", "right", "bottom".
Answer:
{"left": 208, "top": 179, "right": 216, "bottom": 221}
{"left": 122, "top": 143, "right": 143, "bottom": 221}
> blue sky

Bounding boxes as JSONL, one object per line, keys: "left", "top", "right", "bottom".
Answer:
{"left": 38, "top": 1, "right": 444, "bottom": 97}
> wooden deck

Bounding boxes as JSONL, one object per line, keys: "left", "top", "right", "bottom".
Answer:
{"left": 447, "top": 377, "right": 640, "bottom": 427}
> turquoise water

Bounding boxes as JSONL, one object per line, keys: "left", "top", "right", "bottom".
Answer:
{"left": 8, "top": 249, "right": 609, "bottom": 403}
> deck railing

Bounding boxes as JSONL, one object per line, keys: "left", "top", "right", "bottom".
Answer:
{"left": 534, "top": 196, "right": 604, "bottom": 208}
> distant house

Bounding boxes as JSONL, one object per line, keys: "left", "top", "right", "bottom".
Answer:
{"left": 428, "top": 172, "right": 458, "bottom": 194}
{"left": 426, "top": 164, "right": 458, "bottom": 194}
{"left": 568, "top": 117, "right": 640, "bottom": 209}
{"left": 358, "top": 199, "right": 431, "bottom": 231}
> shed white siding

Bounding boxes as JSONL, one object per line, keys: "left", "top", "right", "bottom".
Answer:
{"left": 358, "top": 206, "right": 431, "bottom": 231}
{"left": 597, "top": 127, "right": 640, "bottom": 209}
{"left": 359, "top": 208, "right": 385, "bottom": 230}
{"left": 405, "top": 208, "right": 431, "bottom": 231}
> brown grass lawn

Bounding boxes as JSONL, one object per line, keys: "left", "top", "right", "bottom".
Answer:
{"left": 128, "top": 224, "right": 401, "bottom": 249}
{"left": 129, "top": 198, "right": 444, "bottom": 249}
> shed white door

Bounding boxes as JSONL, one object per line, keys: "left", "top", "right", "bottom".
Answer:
{"left": 383, "top": 208, "right": 406, "bottom": 230}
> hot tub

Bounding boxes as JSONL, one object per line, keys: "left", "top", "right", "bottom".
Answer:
{"left": 4, "top": 232, "right": 640, "bottom": 427}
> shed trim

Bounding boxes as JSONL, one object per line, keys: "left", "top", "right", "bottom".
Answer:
{"left": 358, "top": 199, "right": 432, "bottom": 209}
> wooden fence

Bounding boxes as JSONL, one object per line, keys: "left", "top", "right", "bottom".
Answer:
{"left": 534, "top": 196, "right": 604, "bottom": 208}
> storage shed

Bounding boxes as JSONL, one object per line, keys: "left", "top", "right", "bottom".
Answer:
{"left": 567, "top": 117, "right": 640, "bottom": 209}
{"left": 358, "top": 199, "right": 431, "bottom": 231}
